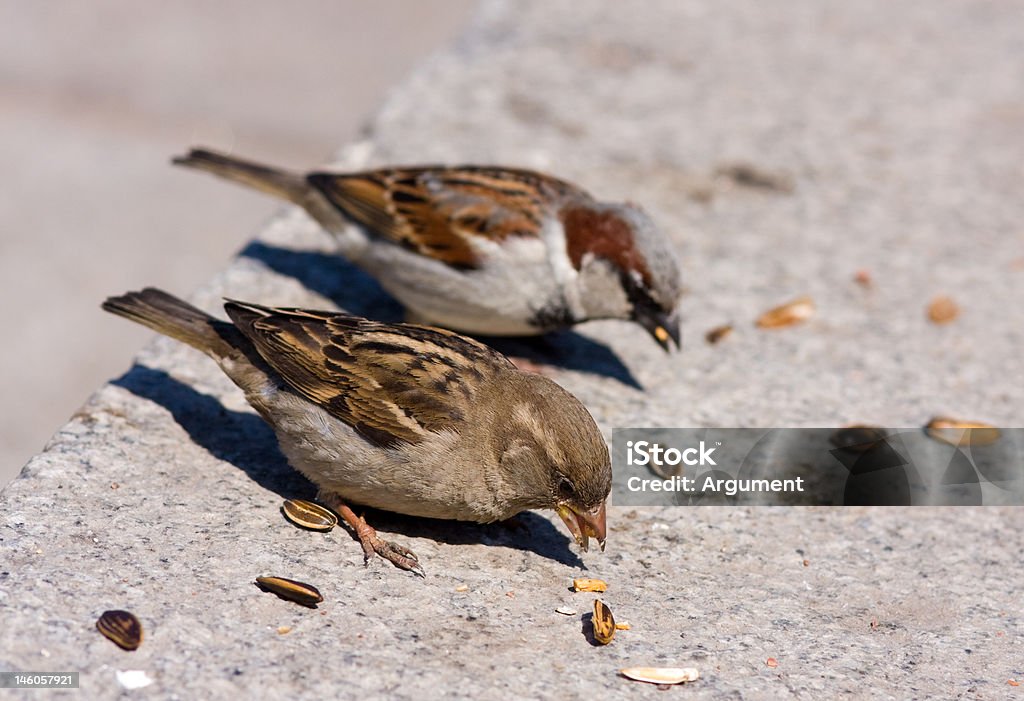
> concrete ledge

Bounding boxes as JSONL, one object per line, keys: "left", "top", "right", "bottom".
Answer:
{"left": 3, "top": 1, "right": 1022, "bottom": 697}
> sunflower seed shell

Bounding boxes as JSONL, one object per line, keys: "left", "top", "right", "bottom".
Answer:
{"left": 705, "top": 324, "right": 734, "bottom": 344}
{"left": 282, "top": 499, "right": 338, "bottom": 531}
{"left": 96, "top": 610, "right": 143, "bottom": 651}
{"left": 255, "top": 576, "right": 323, "bottom": 608}
{"left": 925, "top": 417, "right": 1000, "bottom": 446}
{"left": 756, "top": 296, "right": 815, "bottom": 329}
{"left": 592, "top": 599, "right": 616, "bottom": 645}
{"left": 620, "top": 667, "right": 700, "bottom": 684}
{"left": 829, "top": 425, "right": 889, "bottom": 453}
{"left": 927, "top": 295, "right": 959, "bottom": 324}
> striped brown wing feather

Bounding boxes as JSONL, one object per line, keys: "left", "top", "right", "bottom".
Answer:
{"left": 307, "top": 166, "right": 589, "bottom": 268}
{"left": 224, "top": 301, "right": 513, "bottom": 447}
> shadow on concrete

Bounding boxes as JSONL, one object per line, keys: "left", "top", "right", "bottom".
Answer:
{"left": 112, "top": 365, "right": 307, "bottom": 498}
{"left": 481, "top": 333, "right": 642, "bottom": 390}
{"left": 580, "top": 611, "right": 601, "bottom": 646}
{"left": 358, "top": 508, "right": 587, "bottom": 570}
{"left": 240, "top": 241, "right": 404, "bottom": 322}
{"left": 112, "top": 364, "right": 588, "bottom": 568}
{"left": 241, "top": 241, "right": 641, "bottom": 388}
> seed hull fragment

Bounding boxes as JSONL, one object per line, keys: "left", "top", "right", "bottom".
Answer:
{"left": 96, "top": 610, "right": 143, "bottom": 651}
{"left": 255, "top": 576, "right": 323, "bottom": 608}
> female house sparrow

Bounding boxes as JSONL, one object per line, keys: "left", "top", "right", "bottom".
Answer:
{"left": 103, "top": 288, "right": 611, "bottom": 575}
{"left": 173, "top": 148, "right": 682, "bottom": 350}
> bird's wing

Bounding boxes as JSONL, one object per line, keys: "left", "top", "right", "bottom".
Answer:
{"left": 224, "top": 301, "right": 515, "bottom": 447}
{"left": 307, "top": 166, "right": 589, "bottom": 268}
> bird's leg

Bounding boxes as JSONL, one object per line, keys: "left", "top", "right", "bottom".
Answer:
{"left": 317, "top": 491, "right": 424, "bottom": 577}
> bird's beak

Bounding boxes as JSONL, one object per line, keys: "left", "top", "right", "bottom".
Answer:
{"left": 634, "top": 307, "right": 681, "bottom": 352}
{"left": 556, "top": 501, "right": 607, "bottom": 552}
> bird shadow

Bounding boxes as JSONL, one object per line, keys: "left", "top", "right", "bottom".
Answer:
{"left": 480, "top": 333, "right": 642, "bottom": 390}
{"left": 111, "top": 364, "right": 586, "bottom": 567}
{"left": 240, "top": 241, "right": 404, "bottom": 322}
{"left": 354, "top": 508, "right": 587, "bottom": 570}
{"left": 111, "top": 365, "right": 307, "bottom": 497}
{"left": 241, "top": 241, "right": 641, "bottom": 388}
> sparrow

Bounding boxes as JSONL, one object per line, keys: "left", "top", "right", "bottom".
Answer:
{"left": 103, "top": 288, "right": 612, "bottom": 575}
{"left": 173, "top": 148, "right": 683, "bottom": 351}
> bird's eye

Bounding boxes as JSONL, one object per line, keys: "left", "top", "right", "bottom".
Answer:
{"left": 558, "top": 478, "right": 576, "bottom": 500}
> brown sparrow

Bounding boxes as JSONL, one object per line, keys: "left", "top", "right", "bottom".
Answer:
{"left": 173, "top": 148, "right": 682, "bottom": 350}
{"left": 103, "top": 288, "right": 611, "bottom": 575}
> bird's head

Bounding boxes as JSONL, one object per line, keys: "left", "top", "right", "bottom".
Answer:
{"left": 561, "top": 202, "right": 682, "bottom": 351}
{"left": 492, "top": 373, "right": 611, "bottom": 551}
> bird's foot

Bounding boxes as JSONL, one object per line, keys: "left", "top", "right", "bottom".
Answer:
{"left": 319, "top": 492, "right": 424, "bottom": 577}
{"left": 355, "top": 518, "right": 424, "bottom": 576}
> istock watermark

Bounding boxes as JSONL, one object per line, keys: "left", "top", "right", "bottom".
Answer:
{"left": 625, "top": 439, "right": 719, "bottom": 467}
{"left": 612, "top": 427, "right": 1024, "bottom": 506}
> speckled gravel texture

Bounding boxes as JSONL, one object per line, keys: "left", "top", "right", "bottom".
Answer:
{"left": 2, "top": 1, "right": 1022, "bottom": 698}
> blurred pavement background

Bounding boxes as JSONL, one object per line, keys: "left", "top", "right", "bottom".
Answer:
{"left": 0, "top": 1, "right": 475, "bottom": 485}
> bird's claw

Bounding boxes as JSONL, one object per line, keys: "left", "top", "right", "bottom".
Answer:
{"left": 318, "top": 493, "right": 426, "bottom": 577}
{"left": 356, "top": 523, "right": 424, "bottom": 577}
{"left": 368, "top": 538, "right": 424, "bottom": 577}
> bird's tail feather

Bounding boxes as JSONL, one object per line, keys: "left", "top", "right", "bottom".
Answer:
{"left": 172, "top": 147, "right": 310, "bottom": 205}
{"left": 102, "top": 288, "right": 235, "bottom": 358}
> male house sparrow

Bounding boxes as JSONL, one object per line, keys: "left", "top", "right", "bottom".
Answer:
{"left": 173, "top": 148, "right": 683, "bottom": 350}
{"left": 103, "top": 288, "right": 611, "bottom": 575}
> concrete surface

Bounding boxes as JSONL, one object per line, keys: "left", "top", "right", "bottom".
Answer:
{"left": 0, "top": 0, "right": 474, "bottom": 485}
{"left": 2, "top": 0, "right": 1023, "bottom": 698}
